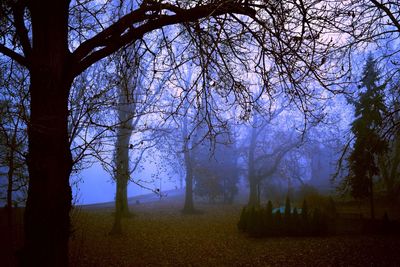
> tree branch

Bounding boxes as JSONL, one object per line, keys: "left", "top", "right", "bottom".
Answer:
{"left": 0, "top": 44, "right": 28, "bottom": 67}
{"left": 257, "top": 139, "right": 302, "bottom": 181}
{"left": 71, "top": 1, "right": 256, "bottom": 76}
{"left": 12, "top": 0, "right": 32, "bottom": 58}
{"left": 370, "top": 0, "right": 400, "bottom": 33}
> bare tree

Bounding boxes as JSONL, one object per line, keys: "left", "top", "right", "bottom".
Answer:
{"left": 0, "top": 1, "right": 345, "bottom": 265}
{"left": 108, "top": 41, "right": 170, "bottom": 234}
{"left": 0, "top": 58, "right": 29, "bottom": 266}
{"left": 244, "top": 110, "right": 305, "bottom": 206}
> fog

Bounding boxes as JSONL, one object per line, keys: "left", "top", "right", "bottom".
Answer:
{"left": 72, "top": 161, "right": 180, "bottom": 205}
{"left": 70, "top": 93, "right": 350, "bottom": 206}
{"left": 2, "top": 1, "right": 400, "bottom": 266}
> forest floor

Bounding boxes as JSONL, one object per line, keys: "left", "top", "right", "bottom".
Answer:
{"left": 2, "top": 194, "right": 400, "bottom": 266}
{"left": 67, "top": 196, "right": 400, "bottom": 267}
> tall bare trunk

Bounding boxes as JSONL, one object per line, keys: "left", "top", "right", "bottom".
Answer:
{"left": 116, "top": 128, "right": 132, "bottom": 216}
{"left": 247, "top": 123, "right": 259, "bottom": 207}
{"left": 182, "top": 115, "right": 195, "bottom": 213}
{"left": 21, "top": 2, "right": 72, "bottom": 266}
{"left": 183, "top": 149, "right": 194, "bottom": 212}
{"left": 111, "top": 126, "right": 132, "bottom": 234}
{"left": 111, "top": 63, "right": 138, "bottom": 233}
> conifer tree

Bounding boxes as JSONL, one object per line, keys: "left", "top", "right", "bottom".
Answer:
{"left": 301, "top": 199, "right": 309, "bottom": 221}
{"left": 345, "top": 54, "right": 387, "bottom": 219}
{"left": 284, "top": 195, "right": 291, "bottom": 233}
{"left": 284, "top": 195, "right": 291, "bottom": 220}
{"left": 301, "top": 199, "right": 309, "bottom": 234}
{"left": 292, "top": 207, "right": 299, "bottom": 235}
{"left": 265, "top": 201, "right": 273, "bottom": 235}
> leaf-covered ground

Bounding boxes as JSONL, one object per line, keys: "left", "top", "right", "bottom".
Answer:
{"left": 69, "top": 200, "right": 400, "bottom": 266}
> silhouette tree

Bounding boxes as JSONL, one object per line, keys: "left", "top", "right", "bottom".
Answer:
{"left": 0, "top": 61, "right": 29, "bottom": 235}
{"left": 344, "top": 55, "right": 387, "bottom": 219}
{"left": 0, "top": 59, "right": 29, "bottom": 267}
{"left": 0, "top": 1, "right": 342, "bottom": 265}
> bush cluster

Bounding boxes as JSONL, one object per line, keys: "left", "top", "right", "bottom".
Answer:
{"left": 238, "top": 197, "right": 336, "bottom": 237}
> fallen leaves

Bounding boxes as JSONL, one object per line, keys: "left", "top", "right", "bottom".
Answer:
{"left": 69, "top": 202, "right": 400, "bottom": 266}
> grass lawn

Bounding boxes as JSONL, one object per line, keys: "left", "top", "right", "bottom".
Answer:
{"left": 66, "top": 199, "right": 400, "bottom": 266}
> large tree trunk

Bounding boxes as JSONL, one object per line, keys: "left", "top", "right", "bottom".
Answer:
{"left": 22, "top": 2, "right": 72, "bottom": 266}
{"left": 6, "top": 143, "right": 15, "bottom": 267}
{"left": 7, "top": 145, "right": 14, "bottom": 229}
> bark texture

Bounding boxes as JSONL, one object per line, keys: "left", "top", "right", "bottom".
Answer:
{"left": 22, "top": 1, "right": 72, "bottom": 266}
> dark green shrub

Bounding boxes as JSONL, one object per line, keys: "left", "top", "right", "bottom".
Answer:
{"left": 291, "top": 207, "right": 299, "bottom": 235}
{"left": 266, "top": 201, "right": 273, "bottom": 218}
{"left": 292, "top": 207, "right": 299, "bottom": 219}
{"left": 301, "top": 199, "right": 308, "bottom": 221}
{"left": 273, "top": 210, "right": 283, "bottom": 235}
{"left": 247, "top": 206, "right": 256, "bottom": 233}
{"left": 247, "top": 206, "right": 265, "bottom": 237}
{"left": 265, "top": 201, "right": 273, "bottom": 235}
{"left": 284, "top": 196, "right": 291, "bottom": 221}
{"left": 238, "top": 199, "right": 331, "bottom": 237}
{"left": 284, "top": 196, "right": 292, "bottom": 234}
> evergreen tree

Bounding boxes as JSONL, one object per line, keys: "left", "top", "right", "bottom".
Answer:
{"left": 345, "top": 54, "right": 387, "bottom": 219}
{"left": 301, "top": 199, "right": 309, "bottom": 234}
{"left": 284, "top": 195, "right": 291, "bottom": 220}
{"left": 274, "top": 210, "right": 283, "bottom": 235}
{"left": 292, "top": 207, "right": 299, "bottom": 235}
{"left": 301, "top": 199, "right": 309, "bottom": 221}
{"left": 284, "top": 195, "right": 291, "bottom": 233}
{"left": 266, "top": 201, "right": 273, "bottom": 220}
{"left": 265, "top": 201, "right": 273, "bottom": 235}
